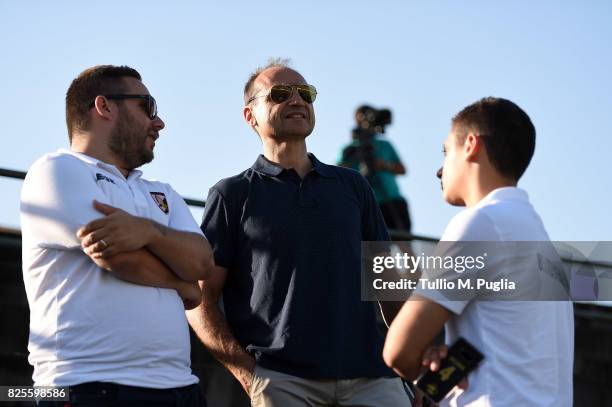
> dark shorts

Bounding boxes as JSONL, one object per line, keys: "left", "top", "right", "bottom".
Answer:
{"left": 37, "top": 381, "right": 206, "bottom": 407}
{"left": 380, "top": 198, "right": 412, "bottom": 233}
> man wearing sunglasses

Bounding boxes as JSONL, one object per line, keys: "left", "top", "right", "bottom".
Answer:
{"left": 189, "top": 60, "right": 411, "bottom": 406}
{"left": 20, "top": 65, "right": 213, "bottom": 406}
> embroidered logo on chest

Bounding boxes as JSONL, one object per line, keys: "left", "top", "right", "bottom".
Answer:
{"left": 96, "top": 173, "right": 116, "bottom": 184}
{"left": 150, "top": 192, "right": 169, "bottom": 214}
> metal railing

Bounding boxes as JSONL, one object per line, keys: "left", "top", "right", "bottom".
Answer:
{"left": 0, "top": 166, "right": 439, "bottom": 242}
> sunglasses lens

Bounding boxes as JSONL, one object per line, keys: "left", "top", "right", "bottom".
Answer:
{"left": 297, "top": 85, "right": 317, "bottom": 104}
{"left": 149, "top": 96, "right": 157, "bottom": 119}
{"left": 270, "top": 86, "right": 291, "bottom": 103}
{"left": 266, "top": 85, "right": 317, "bottom": 104}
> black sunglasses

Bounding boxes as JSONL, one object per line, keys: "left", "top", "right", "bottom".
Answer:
{"left": 247, "top": 84, "right": 317, "bottom": 105}
{"left": 89, "top": 94, "right": 158, "bottom": 119}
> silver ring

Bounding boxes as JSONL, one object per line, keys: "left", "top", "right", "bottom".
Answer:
{"left": 99, "top": 239, "right": 108, "bottom": 249}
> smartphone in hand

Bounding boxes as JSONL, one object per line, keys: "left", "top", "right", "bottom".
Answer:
{"left": 416, "top": 337, "right": 484, "bottom": 404}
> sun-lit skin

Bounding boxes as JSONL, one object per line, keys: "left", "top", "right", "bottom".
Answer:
{"left": 243, "top": 66, "right": 315, "bottom": 178}
{"left": 440, "top": 129, "right": 468, "bottom": 207}
{"left": 70, "top": 77, "right": 165, "bottom": 178}
{"left": 439, "top": 127, "right": 516, "bottom": 208}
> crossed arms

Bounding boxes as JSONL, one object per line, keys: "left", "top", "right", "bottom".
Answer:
{"left": 20, "top": 156, "right": 214, "bottom": 309}
{"left": 78, "top": 200, "right": 214, "bottom": 309}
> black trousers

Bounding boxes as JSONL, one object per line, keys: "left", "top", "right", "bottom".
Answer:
{"left": 37, "top": 381, "right": 206, "bottom": 407}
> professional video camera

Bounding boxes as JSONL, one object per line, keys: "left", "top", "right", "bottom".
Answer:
{"left": 355, "top": 105, "right": 392, "bottom": 135}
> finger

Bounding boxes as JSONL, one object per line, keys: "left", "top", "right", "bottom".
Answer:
{"left": 81, "top": 231, "right": 111, "bottom": 249}
{"left": 92, "top": 246, "right": 114, "bottom": 259}
{"left": 78, "top": 218, "right": 108, "bottom": 237}
{"left": 431, "top": 345, "right": 449, "bottom": 371}
{"left": 421, "top": 348, "right": 432, "bottom": 366}
{"left": 430, "top": 353, "right": 441, "bottom": 371}
{"left": 93, "top": 200, "right": 120, "bottom": 215}
{"left": 81, "top": 232, "right": 98, "bottom": 248}
{"left": 86, "top": 239, "right": 109, "bottom": 254}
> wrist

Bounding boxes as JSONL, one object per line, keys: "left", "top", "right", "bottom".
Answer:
{"left": 236, "top": 354, "right": 256, "bottom": 376}
{"left": 174, "top": 280, "right": 189, "bottom": 296}
{"left": 144, "top": 218, "right": 164, "bottom": 246}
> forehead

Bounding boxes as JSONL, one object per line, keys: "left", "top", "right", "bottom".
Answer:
{"left": 254, "top": 67, "right": 307, "bottom": 89}
{"left": 445, "top": 127, "right": 459, "bottom": 146}
{"left": 123, "top": 77, "right": 150, "bottom": 95}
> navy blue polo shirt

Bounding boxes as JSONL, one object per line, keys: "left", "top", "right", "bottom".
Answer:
{"left": 201, "top": 154, "right": 394, "bottom": 379}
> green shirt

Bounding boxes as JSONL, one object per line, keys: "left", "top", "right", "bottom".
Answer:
{"left": 337, "top": 137, "right": 403, "bottom": 203}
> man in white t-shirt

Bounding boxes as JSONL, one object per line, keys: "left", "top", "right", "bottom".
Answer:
{"left": 382, "top": 97, "right": 574, "bottom": 406}
{"left": 20, "top": 65, "right": 214, "bottom": 406}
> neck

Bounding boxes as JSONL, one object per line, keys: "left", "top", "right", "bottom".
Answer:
{"left": 463, "top": 172, "right": 516, "bottom": 208}
{"left": 70, "top": 134, "right": 131, "bottom": 178}
{"left": 262, "top": 138, "right": 312, "bottom": 178}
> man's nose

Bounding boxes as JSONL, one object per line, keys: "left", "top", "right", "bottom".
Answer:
{"left": 287, "top": 88, "right": 305, "bottom": 105}
{"left": 153, "top": 115, "right": 165, "bottom": 130}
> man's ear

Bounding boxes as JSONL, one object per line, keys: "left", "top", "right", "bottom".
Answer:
{"left": 93, "top": 96, "right": 114, "bottom": 121}
{"left": 243, "top": 105, "right": 257, "bottom": 127}
{"left": 464, "top": 132, "right": 482, "bottom": 161}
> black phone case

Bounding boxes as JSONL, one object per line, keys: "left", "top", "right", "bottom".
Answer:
{"left": 416, "top": 337, "right": 484, "bottom": 403}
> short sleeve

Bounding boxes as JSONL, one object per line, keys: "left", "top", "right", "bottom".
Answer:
{"left": 379, "top": 140, "right": 401, "bottom": 164}
{"left": 374, "top": 139, "right": 401, "bottom": 164}
{"left": 414, "top": 241, "right": 479, "bottom": 315}
{"left": 165, "top": 185, "right": 205, "bottom": 237}
{"left": 415, "top": 209, "right": 501, "bottom": 314}
{"left": 200, "top": 187, "right": 235, "bottom": 269}
{"left": 20, "top": 155, "right": 109, "bottom": 249}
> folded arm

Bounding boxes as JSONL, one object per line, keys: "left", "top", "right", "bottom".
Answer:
{"left": 90, "top": 248, "right": 202, "bottom": 310}
{"left": 79, "top": 200, "right": 214, "bottom": 282}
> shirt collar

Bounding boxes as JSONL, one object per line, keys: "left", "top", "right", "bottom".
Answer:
{"left": 309, "top": 153, "right": 335, "bottom": 178}
{"left": 475, "top": 186, "right": 530, "bottom": 209}
{"left": 57, "top": 148, "right": 143, "bottom": 180}
{"left": 251, "top": 153, "right": 335, "bottom": 178}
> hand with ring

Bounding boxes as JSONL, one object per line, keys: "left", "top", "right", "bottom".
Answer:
{"left": 77, "top": 200, "right": 157, "bottom": 258}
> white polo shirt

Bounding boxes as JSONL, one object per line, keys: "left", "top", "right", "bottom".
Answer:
{"left": 20, "top": 149, "right": 202, "bottom": 388}
{"left": 417, "top": 187, "right": 574, "bottom": 407}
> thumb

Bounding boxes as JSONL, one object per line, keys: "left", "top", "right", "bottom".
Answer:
{"left": 93, "top": 199, "right": 118, "bottom": 215}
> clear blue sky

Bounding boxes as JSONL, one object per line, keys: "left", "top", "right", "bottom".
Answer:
{"left": 1, "top": 1, "right": 610, "bottom": 243}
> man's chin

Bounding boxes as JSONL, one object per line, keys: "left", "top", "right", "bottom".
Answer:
{"left": 443, "top": 191, "right": 466, "bottom": 207}
{"left": 282, "top": 127, "right": 314, "bottom": 139}
{"left": 143, "top": 152, "right": 154, "bottom": 165}
{"left": 446, "top": 198, "right": 466, "bottom": 207}
{"left": 133, "top": 151, "right": 154, "bottom": 168}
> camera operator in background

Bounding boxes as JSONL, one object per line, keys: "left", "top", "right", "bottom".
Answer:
{"left": 338, "top": 105, "right": 412, "bottom": 233}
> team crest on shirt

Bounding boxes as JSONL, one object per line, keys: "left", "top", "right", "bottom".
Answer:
{"left": 150, "top": 192, "right": 169, "bottom": 214}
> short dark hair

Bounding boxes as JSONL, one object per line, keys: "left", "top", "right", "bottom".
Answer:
{"left": 65, "top": 65, "right": 141, "bottom": 142}
{"left": 452, "top": 97, "right": 536, "bottom": 181}
{"left": 243, "top": 57, "right": 291, "bottom": 104}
